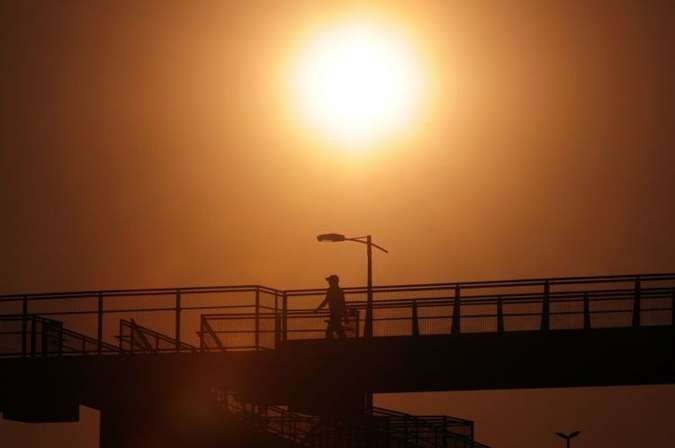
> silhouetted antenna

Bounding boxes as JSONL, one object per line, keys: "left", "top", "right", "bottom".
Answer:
{"left": 556, "top": 431, "right": 581, "bottom": 448}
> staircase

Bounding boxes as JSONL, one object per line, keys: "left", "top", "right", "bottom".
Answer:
{"left": 220, "top": 391, "right": 491, "bottom": 448}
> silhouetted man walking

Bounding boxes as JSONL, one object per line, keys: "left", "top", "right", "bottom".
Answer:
{"left": 315, "top": 274, "right": 348, "bottom": 339}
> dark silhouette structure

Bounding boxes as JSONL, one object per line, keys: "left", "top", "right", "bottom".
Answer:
{"left": 0, "top": 273, "right": 673, "bottom": 447}
{"left": 556, "top": 431, "right": 580, "bottom": 448}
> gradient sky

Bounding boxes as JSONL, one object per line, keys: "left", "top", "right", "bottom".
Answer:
{"left": 1, "top": 1, "right": 674, "bottom": 447}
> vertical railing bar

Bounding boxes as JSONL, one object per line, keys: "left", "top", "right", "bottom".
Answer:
{"left": 497, "top": 296, "right": 504, "bottom": 333}
{"left": 255, "top": 287, "right": 260, "bottom": 351}
{"left": 130, "top": 322, "right": 135, "bottom": 355}
{"left": 97, "top": 292, "right": 103, "bottom": 355}
{"left": 58, "top": 321, "right": 64, "bottom": 356}
{"left": 200, "top": 315, "right": 205, "bottom": 351}
{"left": 30, "top": 315, "right": 37, "bottom": 357}
{"left": 119, "top": 319, "right": 124, "bottom": 351}
{"left": 282, "top": 292, "right": 288, "bottom": 342}
{"left": 583, "top": 292, "right": 591, "bottom": 330}
{"left": 175, "top": 289, "right": 182, "bottom": 352}
{"left": 451, "top": 284, "right": 461, "bottom": 334}
{"left": 632, "top": 276, "right": 641, "bottom": 328}
{"left": 540, "top": 280, "right": 550, "bottom": 331}
{"left": 355, "top": 308, "right": 360, "bottom": 338}
{"left": 412, "top": 300, "right": 419, "bottom": 337}
{"left": 41, "top": 319, "right": 48, "bottom": 358}
{"left": 21, "top": 295, "right": 28, "bottom": 357}
{"left": 274, "top": 292, "right": 280, "bottom": 349}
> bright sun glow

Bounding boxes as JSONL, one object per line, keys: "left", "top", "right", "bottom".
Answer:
{"left": 292, "top": 20, "right": 424, "bottom": 147}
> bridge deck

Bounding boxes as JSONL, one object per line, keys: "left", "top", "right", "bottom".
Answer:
{"left": 0, "top": 273, "right": 673, "bottom": 428}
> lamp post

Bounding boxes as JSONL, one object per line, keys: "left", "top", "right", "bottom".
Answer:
{"left": 316, "top": 233, "right": 389, "bottom": 338}
{"left": 556, "top": 431, "right": 580, "bottom": 448}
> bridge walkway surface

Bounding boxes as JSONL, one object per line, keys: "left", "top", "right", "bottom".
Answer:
{"left": 1, "top": 273, "right": 673, "bottom": 447}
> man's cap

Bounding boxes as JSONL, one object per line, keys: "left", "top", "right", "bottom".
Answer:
{"left": 325, "top": 274, "right": 340, "bottom": 282}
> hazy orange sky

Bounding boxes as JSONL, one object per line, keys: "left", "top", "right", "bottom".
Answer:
{"left": 1, "top": 1, "right": 674, "bottom": 447}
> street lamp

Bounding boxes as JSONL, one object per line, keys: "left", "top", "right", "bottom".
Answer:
{"left": 556, "top": 431, "right": 580, "bottom": 448}
{"left": 316, "top": 233, "right": 389, "bottom": 338}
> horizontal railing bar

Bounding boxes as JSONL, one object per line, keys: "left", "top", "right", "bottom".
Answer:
{"left": 199, "top": 303, "right": 671, "bottom": 322}
{"left": 0, "top": 285, "right": 280, "bottom": 302}
{"left": 2, "top": 273, "right": 672, "bottom": 303}
{"left": 283, "top": 273, "right": 675, "bottom": 296}
{"left": 281, "top": 288, "right": 672, "bottom": 308}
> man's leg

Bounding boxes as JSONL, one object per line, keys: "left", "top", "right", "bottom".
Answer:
{"left": 334, "top": 314, "right": 346, "bottom": 339}
{"left": 325, "top": 320, "right": 334, "bottom": 339}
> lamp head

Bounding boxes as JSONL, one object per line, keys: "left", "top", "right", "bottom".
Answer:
{"left": 317, "top": 233, "right": 346, "bottom": 242}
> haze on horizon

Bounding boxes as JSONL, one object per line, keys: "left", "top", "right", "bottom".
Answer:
{"left": 1, "top": 1, "right": 674, "bottom": 447}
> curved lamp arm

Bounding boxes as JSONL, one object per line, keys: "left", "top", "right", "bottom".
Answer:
{"left": 346, "top": 237, "right": 389, "bottom": 253}
{"left": 317, "top": 233, "right": 389, "bottom": 254}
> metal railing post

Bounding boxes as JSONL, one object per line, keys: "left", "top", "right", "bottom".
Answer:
{"left": 366, "top": 235, "right": 374, "bottom": 338}
{"left": 412, "top": 300, "right": 419, "bottom": 337}
{"left": 57, "top": 321, "right": 64, "bottom": 356}
{"left": 282, "top": 291, "right": 288, "bottom": 342}
{"left": 21, "top": 295, "right": 28, "bottom": 357}
{"left": 274, "top": 312, "right": 281, "bottom": 349}
{"left": 255, "top": 287, "right": 260, "bottom": 350}
{"left": 632, "top": 276, "right": 641, "bottom": 328}
{"left": 355, "top": 309, "right": 360, "bottom": 338}
{"left": 175, "top": 289, "right": 182, "bottom": 352}
{"left": 497, "top": 296, "right": 504, "bottom": 333}
{"left": 118, "top": 319, "right": 124, "bottom": 351}
{"left": 199, "top": 315, "right": 205, "bottom": 351}
{"left": 97, "top": 292, "right": 103, "bottom": 354}
{"left": 583, "top": 292, "right": 591, "bottom": 330}
{"left": 30, "top": 315, "right": 37, "bottom": 357}
{"left": 451, "top": 285, "right": 461, "bottom": 334}
{"left": 274, "top": 292, "right": 280, "bottom": 349}
{"left": 41, "top": 320, "right": 48, "bottom": 358}
{"left": 540, "top": 280, "right": 550, "bottom": 331}
{"left": 130, "top": 322, "right": 135, "bottom": 354}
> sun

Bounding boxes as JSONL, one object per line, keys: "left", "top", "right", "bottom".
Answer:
{"left": 291, "top": 20, "right": 424, "bottom": 147}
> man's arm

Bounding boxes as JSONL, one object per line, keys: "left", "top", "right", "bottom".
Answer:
{"left": 314, "top": 295, "right": 329, "bottom": 313}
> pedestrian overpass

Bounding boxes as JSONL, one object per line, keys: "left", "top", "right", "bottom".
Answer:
{"left": 1, "top": 273, "right": 673, "bottom": 447}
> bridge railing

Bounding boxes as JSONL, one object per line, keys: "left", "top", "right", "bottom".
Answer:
{"left": 0, "top": 285, "right": 277, "bottom": 356}
{"left": 1, "top": 273, "right": 674, "bottom": 355}
{"left": 0, "top": 314, "right": 121, "bottom": 358}
{"left": 202, "top": 274, "right": 674, "bottom": 350}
